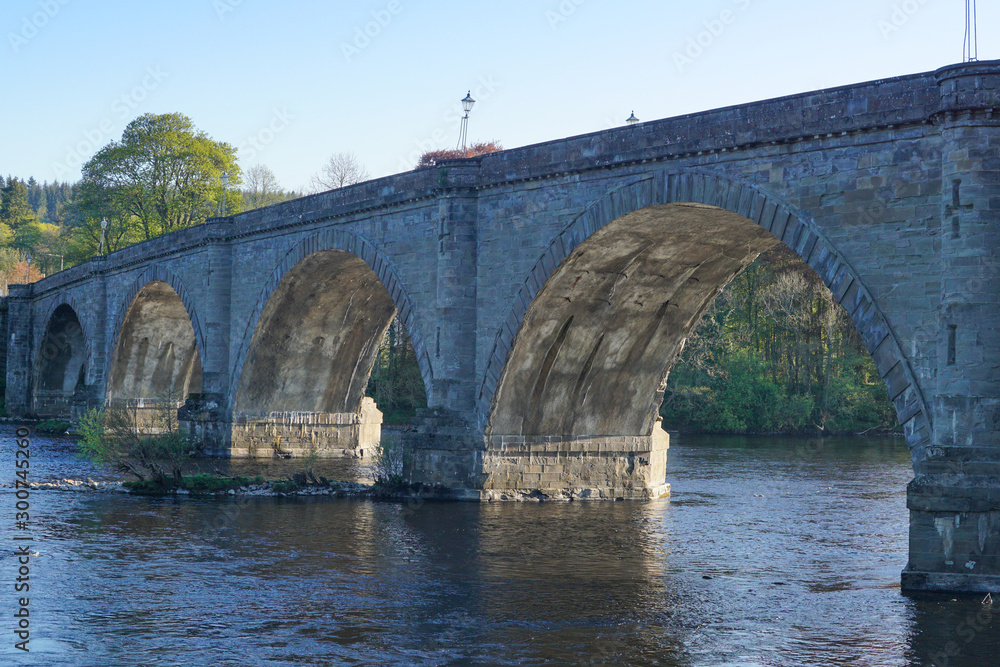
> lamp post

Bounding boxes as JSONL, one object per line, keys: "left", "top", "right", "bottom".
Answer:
{"left": 43, "top": 253, "right": 64, "bottom": 273}
{"left": 220, "top": 171, "right": 230, "bottom": 215}
{"left": 24, "top": 255, "right": 31, "bottom": 283}
{"left": 626, "top": 111, "right": 640, "bottom": 126}
{"left": 100, "top": 217, "right": 108, "bottom": 255}
{"left": 964, "top": 0, "right": 979, "bottom": 62}
{"left": 457, "top": 91, "right": 476, "bottom": 153}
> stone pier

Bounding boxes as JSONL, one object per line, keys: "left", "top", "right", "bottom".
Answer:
{"left": 228, "top": 397, "right": 383, "bottom": 458}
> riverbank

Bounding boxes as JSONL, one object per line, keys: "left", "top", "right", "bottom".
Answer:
{"left": 1, "top": 476, "right": 464, "bottom": 500}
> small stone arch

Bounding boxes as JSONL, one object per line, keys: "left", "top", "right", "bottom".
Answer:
{"left": 478, "top": 170, "right": 932, "bottom": 458}
{"left": 33, "top": 293, "right": 92, "bottom": 385}
{"left": 31, "top": 297, "right": 91, "bottom": 417}
{"left": 227, "top": 228, "right": 433, "bottom": 410}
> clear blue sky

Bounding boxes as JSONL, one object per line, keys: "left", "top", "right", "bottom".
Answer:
{"left": 1, "top": 0, "right": 995, "bottom": 192}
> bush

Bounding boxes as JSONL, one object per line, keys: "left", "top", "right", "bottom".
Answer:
{"left": 77, "top": 400, "right": 190, "bottom": 483}
{"left": 270, "top": 480, "right": 302, "bottom": 494}
{"left": 368, "top": 435, "right": 410, "bottom": 488}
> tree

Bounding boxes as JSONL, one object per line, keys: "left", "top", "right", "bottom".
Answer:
{"left": 0, "top": 178, "right": 36, "bottom": 230}
{"left": 310, "top": 152, "right": 369, "bottom": 192}
{"left": 243, "top": 164, "right": 285, "bottom": 209}
{"left": 416, "top": 140, "right": 503, "bottom": 168}
{"left": 79, "top": 113, "right": 241, "bottom": 243}
{"left": 61, "top": 194, "right": 138, "bottom": 264}
{"left": 0, "top": 248, "right": 44, "bottom": 293}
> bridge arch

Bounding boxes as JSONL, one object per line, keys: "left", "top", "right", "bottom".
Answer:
{"left": 229, "top": 229, "right": 432, "bottom": 417}
{"left": 110, "top": 265, "right": 209, "bottom": 369}
{"left": 479, "top": 171, "right": 931, "bottom": 459}
{"left": 106, "top": 267, "right": 205, "bottom": 404}
{"left": 32, "top": 297, "right": 90, "bottom": 417}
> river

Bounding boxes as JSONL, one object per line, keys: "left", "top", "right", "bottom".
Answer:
{"left": 1, "top": 426, "right": 996, "bottom": 666}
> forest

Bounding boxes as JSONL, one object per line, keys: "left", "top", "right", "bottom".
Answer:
{"left": 659, "top": 244, "right": 899, "bottom": 435}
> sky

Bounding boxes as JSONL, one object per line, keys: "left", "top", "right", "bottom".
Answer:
{"left": 0, "top": 0, "right": 996, "bottom": 193}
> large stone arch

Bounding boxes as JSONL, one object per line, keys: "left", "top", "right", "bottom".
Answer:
{"left": 479, "top": 171, "right": 931, "bottom": 460}
{"left": 106, "top": 270, "right": 204, "bottom": 406}
{"left": 109, "top": 264, "right": 208, "bottom": 371}
{"left": 228, "top": 228, "right": 433, "bottom": 412}
{"left": 31, "top": 298, "right": 90, "bottom": 418}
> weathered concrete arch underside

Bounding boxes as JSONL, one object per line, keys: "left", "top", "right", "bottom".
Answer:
{"left": 229, "top": 248, "right": 416, "bottom": 458}
{"left": 487, "top": 202, "right": 777, "bottom": 438}
{"left": 228, "top": 229, "right": 433, "bottom": 412}
{"left": 107, "top": 280, "right": 203, "bottom": 403}
{"left": 234, "top": 250, "right": 396, "bottom": 416}
{"left": 33, "top": 304, "right": 87, "bottom": 417}
{"left": 111, "top": 264, "right": 208, "bottom": 370}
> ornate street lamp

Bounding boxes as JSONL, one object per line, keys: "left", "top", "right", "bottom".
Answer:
{"left": 457, "top": 91, "right": 476, "bottom": 153}
{"left": 100, "top": 218, "right": 108, "bottom": 255}
{"left": 220, "top": 171, "right": 230, "bottom": 215}
{"left": 24, "top": 255, "right": 31, "bottom": 283}
{"left": 626, "top": 111, "right": 640, "bottom": 126}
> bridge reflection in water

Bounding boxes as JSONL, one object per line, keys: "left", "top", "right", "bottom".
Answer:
{"left": 17, "top": 428, "right": 999, "bottom": 665}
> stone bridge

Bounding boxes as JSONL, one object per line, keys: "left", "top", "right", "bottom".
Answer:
{"left": 4, "top": 61, "right": 998, "bottom": 593}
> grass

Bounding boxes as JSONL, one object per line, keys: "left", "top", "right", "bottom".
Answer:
{"left": 35, "top": 419, "right": 71, "bottom": 434}
{"left": 125, "top": 473, "right": 265, "bottom": 495}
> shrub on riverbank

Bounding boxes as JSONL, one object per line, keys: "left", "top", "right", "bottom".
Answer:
{"left": 77, "top": 400, "right": 191, "bottom": 483}
{"left": 368, "top": 435, "right": 410, "bottom": 488}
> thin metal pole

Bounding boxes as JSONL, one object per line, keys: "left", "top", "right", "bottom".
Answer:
{"left": 964, "top": 0, "right": 979, "bottom": 63}
{"left": 457, "top": 113, "right": 469, "bottom": 152}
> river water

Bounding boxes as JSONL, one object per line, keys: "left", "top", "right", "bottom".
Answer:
{"left": 1, "top": 426, "right": 997, "bottom": 666}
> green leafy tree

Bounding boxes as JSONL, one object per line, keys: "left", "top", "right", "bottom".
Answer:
{"left": 79, "top": 113, "right": 242, "bottom": 244}
{"left": 365, "top": 318, "right": 427, "bottom": 424}
{"left": 77, "top": 398, "right": 189, "bottom": 484}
